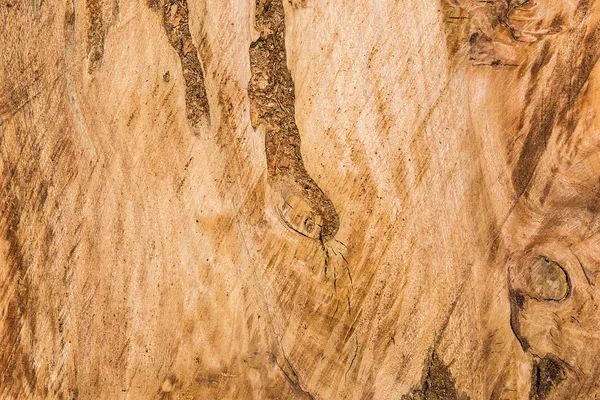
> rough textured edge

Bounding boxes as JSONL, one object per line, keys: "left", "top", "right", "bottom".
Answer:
{"left": 151, "top": 0, "right": 210, "bottom": 125}
{"left": 402, "top": 349, "right": 468, "bottom": 400}
{"left": 86, "top": 0, "right": 105, "bottom": 73}
{"left": 530, "top": 355, "right": 566, "bottom": 400}
{"left": 248, "top": 0, "right": 339, "bottom": 241}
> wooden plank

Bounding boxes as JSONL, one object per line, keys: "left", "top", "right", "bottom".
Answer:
{"left": 1, "top": 0, "right": 599, "bottom": 398}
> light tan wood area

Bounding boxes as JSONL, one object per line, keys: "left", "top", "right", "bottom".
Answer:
{"left": 1, "top": 0, "right": 600, "bottom": 398}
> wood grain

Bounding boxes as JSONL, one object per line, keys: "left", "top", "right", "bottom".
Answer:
{"left": 1, "top": 0, "right": 599, "bottom": 398}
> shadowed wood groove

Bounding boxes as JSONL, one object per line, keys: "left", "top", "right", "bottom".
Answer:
{"left": 248, "top": 0, "right": 340, "bottom": 242}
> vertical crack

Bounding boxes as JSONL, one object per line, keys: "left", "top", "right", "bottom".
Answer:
{"left": 86, "top": 0, "right": 105, "bottom": 73}
{"left": 248, "top": 0, "right": 339, "bottom": 241}
{"left": 152, "top": 0, "right": 210, "bottom": 125}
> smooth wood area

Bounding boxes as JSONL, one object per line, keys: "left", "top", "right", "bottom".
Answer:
{"left": 1, "top": 0, "right": 600, "bottom": 398}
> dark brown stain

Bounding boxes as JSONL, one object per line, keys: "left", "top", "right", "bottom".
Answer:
{"left": 530, "top": 355, "right": 566, "bottom": 400}
{"left": 511, "top": 97, "right": 557, "bottom": 196}
{"left": 155, "top": 0, "right": 210, "bottom": 125}
{"left": 508, "top": 289, "right": 530, "bottom": 352}
{"left": 443, "top": 1, "right": 600, "bottom": 198}
{"left": 515, "top": 41, "right": 551, "bottom": 136}
{"left": 86, "top": 0, "right": 105, "bottom": 73}
{"left": 248, "top": 0, "right": 339, "bottom": 242}
{"left": 440, "top": 0, "right": 468, "bottom": 60}
{"left": 443, "top": 0, "right": 524, "bottom": 67}
{"left": 402, "top": 349, "right": 468, "bottom": 400}
{"left": 512, "top": 15, "right": 600, "bottom": 197}
{"left": 64, "top": 0, "right": 75, "bottom": 29}
{"left": 287, "top": 0, "right": 307, "bottom": 9}
{"left": 530, "top": 42, "right": 552, "bottom": 78}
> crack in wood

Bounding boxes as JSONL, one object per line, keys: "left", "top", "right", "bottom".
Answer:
{"left": 402, "top": 348, "right": 468, "bottom": 400}
{"left": 530, "top": 355, "right": 567, "bottom": 400}
{"left": 152, "top": 0, "right": 210, "bottom": 125}
{"left": 86, "top": 0, "right": 105, "bottom": 73}
{"left": 344, "top": 335, "right": 358, "bottom": 381}
{"left": 271, "top": 352, "right": 315, "bottom": 400}
{"left": 248, "top": 0, "right": 339, "bottom": 242}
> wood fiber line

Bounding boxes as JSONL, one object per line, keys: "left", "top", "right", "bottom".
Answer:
{"left": 248, "top": 0, "right": 339, "bottom": 242}
{"left": 152, "top": 0, "right": 210, "bottom": 125}
{"left": 0, "top": 117, "right": 64, "bottom": 398}
{"left": 86, "top": 0, "right": 105, "bottom": 73}
{"left": 0, "top": 175, "right": 34, "bottom": 397}
{"left": 446, "top": 1, "right": 600, "bottom": 398}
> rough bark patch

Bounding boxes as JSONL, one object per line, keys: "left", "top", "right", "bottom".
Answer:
{"left": 248, "top": 0, "right": 339, "bottom": 241}
{"left": 402, "top": 349, "right": 468, "bottom": 400}
{"left": 86, "top": 0, "right": 105, "bottom": 73}
{"left": 530, "top": 356, "right": 566, "bottom": 400}
{"left": 156, "top": 0, "right": 210, "bottom": 125}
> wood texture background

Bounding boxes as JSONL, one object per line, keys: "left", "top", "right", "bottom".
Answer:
{"left": 1, "top": 0, "right": 599, "bottom": 398}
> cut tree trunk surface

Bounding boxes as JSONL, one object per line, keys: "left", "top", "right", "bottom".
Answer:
{"left": 1, "top": 0, "right": 599, "bottom": 399}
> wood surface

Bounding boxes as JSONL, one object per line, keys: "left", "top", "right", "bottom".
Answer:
{"left": 1, "top": 0, "right": 600, "bottom": 398}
